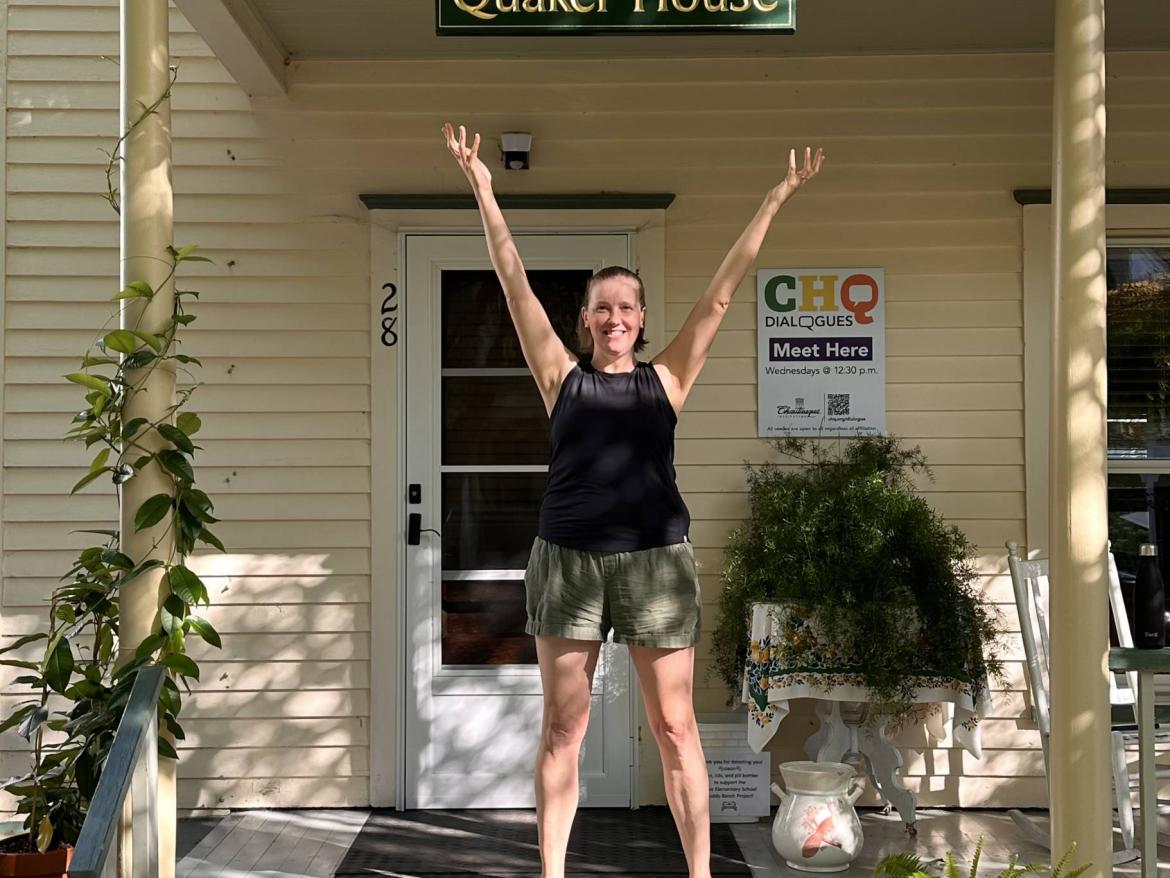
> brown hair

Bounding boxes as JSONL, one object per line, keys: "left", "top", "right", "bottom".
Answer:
{"left": 576, "top": 266, "right": 648, "bottom": 355}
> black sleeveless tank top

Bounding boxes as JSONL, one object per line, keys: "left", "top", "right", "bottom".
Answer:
{"left": 537, "top": 360, "right": 691, "bottom": 552}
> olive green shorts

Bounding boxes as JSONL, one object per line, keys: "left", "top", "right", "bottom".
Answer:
{"left": 524, "top": 536, "right": 702, "bottom": 648}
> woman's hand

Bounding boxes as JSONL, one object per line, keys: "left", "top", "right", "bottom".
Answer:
{"left": 442, "top": 122, "right": 493, "bottom": 193}
{"left": 766, "top": 146, "right": 825, "bottom": 209}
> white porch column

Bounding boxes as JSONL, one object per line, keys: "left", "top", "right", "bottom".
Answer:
{"left": 1048, "top": 0, "right": 1110, "bottom": 872}
{"left": 120, "top": 1, "right": 176, "bottom": 876}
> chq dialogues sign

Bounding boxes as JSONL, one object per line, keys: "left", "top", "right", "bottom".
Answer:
{"left": 756, "top": 268, "right": 886, "bottom": 438}
{"left": 437, "top": 0, "right": 795, "bottom": 34}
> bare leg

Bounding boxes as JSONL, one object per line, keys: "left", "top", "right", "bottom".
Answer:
{"left": 630, "top": 645, "right": 711, "bottom": 878}
{"left": 534, "top": 635, "right": 602, "bottom": 878}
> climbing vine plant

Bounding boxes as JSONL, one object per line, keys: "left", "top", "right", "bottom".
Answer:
{"left": 0, "top": 66, "right": 223, "bottom": 853}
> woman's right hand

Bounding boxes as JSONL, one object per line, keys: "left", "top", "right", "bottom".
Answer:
{"left": 442, "top": 122, "right": 493, "bottom": 192}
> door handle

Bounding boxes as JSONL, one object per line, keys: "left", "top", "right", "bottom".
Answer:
{"left": 408, "top": 512, "right": 421, "bottom": 545}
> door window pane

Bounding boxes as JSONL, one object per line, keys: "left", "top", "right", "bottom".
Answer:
{"left": 441, "top": 269, "right": 589, "bottom": 369}
{"left": 1107, "top": 246, "right": 1170, "bottom": 459}
{"left": 443, "top": 376, "right": 549, "bottom": 465}
{"left": 441, "top": 473, "right": 546, "bottom": 572}
{"left": 441, "top": 580, "right": 536, "bottom": 666}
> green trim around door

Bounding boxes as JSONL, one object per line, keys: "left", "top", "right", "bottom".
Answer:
{"left": 359, "top": 193, "right": 676, "bottom": 211}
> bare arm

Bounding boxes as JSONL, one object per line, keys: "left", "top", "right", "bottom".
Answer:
{"left": 654, "top": 147, "right": 824, "bottom": 412}
{"left": 443, "top": 123, "right": 576, "bottom": 414}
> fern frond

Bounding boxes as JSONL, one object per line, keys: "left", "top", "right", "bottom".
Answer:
{"left": 874, "top": 851, "right": 926, "bottom": 878}
{"left": 968, "top": 836, "right": 985, "bottom": 878}
{"left": 1049, "top": 843, "right": 1078, "bottom": 878}
{"left": 944, "top": 852, "right": 961, "bottom": 878}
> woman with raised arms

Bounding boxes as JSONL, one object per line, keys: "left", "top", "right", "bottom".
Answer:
{"left": 442, "top": 122, "right": 823, "bottom": 878}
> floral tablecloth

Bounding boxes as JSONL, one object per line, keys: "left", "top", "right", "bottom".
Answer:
{"left": 742, "top": 602, "right": 991, "bottom": 755}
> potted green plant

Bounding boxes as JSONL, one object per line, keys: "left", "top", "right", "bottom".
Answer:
{"left": 710, "top": 435, "right": 1003, "bottom": 722}
{"left": 0, "top": 69, "right": 221, "bottom": 872}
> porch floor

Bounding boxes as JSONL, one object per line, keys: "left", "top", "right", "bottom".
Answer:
{"left": 175, "top": 808, "right": 1170, "bottom": 878}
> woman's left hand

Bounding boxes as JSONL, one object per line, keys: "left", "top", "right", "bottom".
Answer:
{"left": 767, "top": 146, "right": 825, "bottom": 208}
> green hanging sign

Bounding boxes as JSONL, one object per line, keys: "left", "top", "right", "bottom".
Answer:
{"left": 436, "top": 0, "right": 795, "bottom": 34}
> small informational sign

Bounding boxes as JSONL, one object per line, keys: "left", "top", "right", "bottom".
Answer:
{"left": 706, "top": 749, "right": 771, "bottom": 822}
{"left": 436, "top": 0, "right": 795, "bottom": 35}
{"left": 756, "top": 268, "right": 886, "bottom": 437}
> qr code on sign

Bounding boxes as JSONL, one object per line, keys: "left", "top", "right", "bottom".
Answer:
{"left": 827, "top": 393, "right": 851, "bottom": 416}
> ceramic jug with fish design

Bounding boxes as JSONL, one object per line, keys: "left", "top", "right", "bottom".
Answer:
{"left": 770, "top": 761, "right": 864, "bottom": 872}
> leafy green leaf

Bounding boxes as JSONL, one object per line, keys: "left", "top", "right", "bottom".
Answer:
{"left": 164, "top": 715, "right": 186, "bottom": 740}
{"left": 158, "top": 737, "right": 179, "bottom": 760}
{"left": 134, "top": 493, "right": 172, "bottom": 531}
{"left": 130, "top": 330, "right": 162, "bottom": 352}
{"left": 114, "top": 280, "right": 154, "bottom": 300}
{"left": 164, "top": 593, "right": 189, "bottom": 617}
{"left": 98, "top": 625, "right": 114, "bottom": 665}
{"left": 53, "top": 604, "right": 77, "bottom": 624}
{"left": 160, "top": 594, "right": 188, "bottom": 634}
{"left": 0, "top": 632, "right": 48, "bottom": 655}
{"left": 116, "top": 558, "right": 164, "bottom": 590}
{"left": 81, "top": 355, "right": 117, "bottom": 367}
{"left": 0, "top": 703, "right": 37, "bottom": 734}
{"left": 43, "top": 637, "right": 74, "bottom": 694}
{"left": 0, "top": 658, "right": 40, "bottom": 671}
{"left": 123, "top": 351, "right": 157, "bottom": 370}
{"left": 122, "top": 417, "right": 149, "bottom": 440}
{"left": 65, "top": 373, "right": 112, "bottom": 396}
{"left": 36, "top": 815, "right": 53, "bottom": 854}
{"left": 186, "top": 616, "right": 221, "bottom": 649}
{"left": 75, "top": 750, "right": 98, "bottom": 799}
{"left": 158, "top": 424, "right": 195, "bottom": 454}
{"left": 173, "top": 314, "right": 196, "bottom": 326}
{"left": 183, "top": 488, "right": 217, "bottom": 522}
{"left": 132, "top": 633, "right": 167, "bottom": 660}
{"left": 199, "top": 528, "right": 226, "bottom": 553}
{"left": 176, "top": 412, "right": 202, "bottom": 436}
{"left": 159, "top": 450, "right": 194, "bottom": 482}
{"left": 102, "top": 330, "right": 138, "bottom": 355}
{"left": 100, "top": 550, "right": 134, "bottom": 569}
{"left": 90, "top": 448, "right": 111, "bottom": 472}
{"left": 18, "top": 706, "right": 49, "bottom": 741}
{"left": 166, "top": 565, "right": 205, "bottom": 605}
{"left": 174, "top": 354, "right": 203, "bottom": 365}
{"left": 163, "top": 653, "right": 199, "bottom": 680}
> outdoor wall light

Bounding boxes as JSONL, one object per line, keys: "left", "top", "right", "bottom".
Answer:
{"left": 500, "top": 132, "right": 532, "bottom": 170}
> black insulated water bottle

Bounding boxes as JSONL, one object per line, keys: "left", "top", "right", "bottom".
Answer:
{"left": 1134, "top": 543, "right": 1167, "bottom": 649}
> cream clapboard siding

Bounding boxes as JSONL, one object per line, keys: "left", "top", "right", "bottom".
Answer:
{"left": 0, "top": 0, "right": 373, "bottom": 812}
{"left": 1, "top": 0, "right": 1168, "bottom": 810}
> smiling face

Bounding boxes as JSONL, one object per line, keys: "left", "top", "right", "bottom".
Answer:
{"left": 583, "top": 276, "right": 645, "bottom": 360}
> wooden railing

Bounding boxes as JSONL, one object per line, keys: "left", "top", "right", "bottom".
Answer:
{"left": 68, "top": 666, "right": 165, "bottom": 878}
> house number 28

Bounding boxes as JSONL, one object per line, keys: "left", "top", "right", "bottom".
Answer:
{"left": 381, "top": 282, "right": 399, "bottom": 347}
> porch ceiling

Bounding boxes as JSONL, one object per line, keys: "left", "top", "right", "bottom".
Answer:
{"left": 252, "top": 0, "right": 1164, "bottom": 59}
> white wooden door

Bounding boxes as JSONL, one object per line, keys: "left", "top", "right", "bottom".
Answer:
{"left": 403, "top": 233, "right": 634, "bottom": 809}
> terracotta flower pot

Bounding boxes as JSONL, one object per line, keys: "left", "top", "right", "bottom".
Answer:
{"left": 0, "top": 845, "right": 73, "bottom": 878}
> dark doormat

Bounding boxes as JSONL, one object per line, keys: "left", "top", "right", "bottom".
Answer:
{"left": 334, "top": 808, "right": 753, "bottom": 876}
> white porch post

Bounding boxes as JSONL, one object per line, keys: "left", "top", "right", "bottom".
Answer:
{"left": 120, "top": 1, "right": 176, "bottom": 876}
{"left": 1048, "top": 0, "right": 1110, "bottom": 872}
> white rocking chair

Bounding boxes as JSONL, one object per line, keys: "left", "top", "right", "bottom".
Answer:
{"left": 1006, "top": 540, "right": 1170, "bottom": 862}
